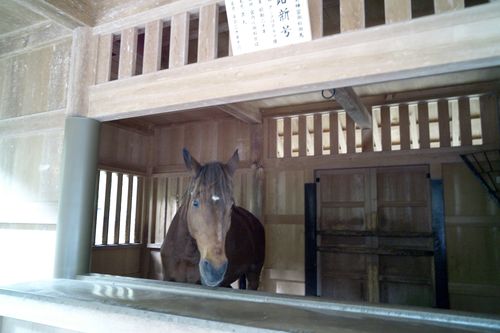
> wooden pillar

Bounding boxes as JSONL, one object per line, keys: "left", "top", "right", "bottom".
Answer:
{"left": 95, "top": 34, "right": 113, "bottom": 84}
{"left": 418, "top": 102, "right": 430, "bottom": 149}
{"left": 340, "top": 0, "right": 365, "bottom": 32}
{"left": 54, "top": 117, "right": 101, "bottom": 279}
{"left": 381, "top": 105, "right": 391, "bottom": 151}
{"left": 399, "top": 104, "right": 411, "bottom": 150}
{"left": 438, "top": 100, "right": 451, "bottom": 148}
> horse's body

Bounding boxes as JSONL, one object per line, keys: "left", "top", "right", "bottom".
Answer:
{"left": 160, "top": 149, "right": 265, "bottom": 289}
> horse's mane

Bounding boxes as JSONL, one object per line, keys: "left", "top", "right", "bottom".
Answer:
{"left": 183, "top": 162, "right": 234, "bottom": 207}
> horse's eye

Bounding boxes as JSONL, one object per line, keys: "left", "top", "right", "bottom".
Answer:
{"left": 192, "top": 199, "right": 200, "bottom": 207}
{"left": 211, "top": 195, "right": 220, "bottom": 203}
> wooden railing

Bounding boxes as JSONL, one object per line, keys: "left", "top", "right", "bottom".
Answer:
{"left": 265, "top": 93, "right": 498, "bottom": 159}
{"left": 90, "top": 0, "right": 481, "bottom": 86}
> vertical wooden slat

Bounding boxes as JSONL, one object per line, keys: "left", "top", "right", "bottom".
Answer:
{"left": 399, "top": 104, "right": 411, "bottom": 150}
{"left": 480, "top": 94, "right": 500, "bottom": 145}
{"left": 268, "top": 118, "right": 277, "bottom": 158}
{"left": 156, "top": 177, "right": 167, "bottom": 243}
{"left": 418, "top": 102, "right": 430, "bottom": 149}
{"left": 169, "top": 12, "right": 190, "bottom": 68}
{"left": 134, "top": 177, "right": 144, "bottom": 243}
{"left": 95, "top": 34, "right": 113, "bottom": 84}
{"left": 458, "top": 97, "right": 472, "bottom": 146}
{"left": 198, "top": 4, "right": 219, "bottom": 62}
{"left": 384, "top": 0, "right": 411, "bottom": 23}
{"left": 102, "top": 171, "right": 112, "bottom": 245}
{"left": 330, "top": 112, "right": 339, "bottom": 155}
{"left": 367, "top": 168, "right": 379, "bottom": 302}
{"left": 114, "top": 173, "right": 123, "bottom": 244}
{"left": 340, "top": 0, "right": 365, "bottom": 32}
{"left": 438, "top": 100, "right": 451, "bottom": 148}
{"left": 346, "top": 115, "right": 356, "bottom": 153}
{"left": 299, "top": 115, "right": 307, "bottom": 157}
{"left": 314, "top": 114, "right": 323, "bottom": 156}
{"left": 434, "top": 0, "right": 464, "bottom": 14}
{"left": 309, "top": 0, "right": 324, "bottom": 39}
{"left": 143, "top": 20, "right": 163, "bottom": 74}
{"left": 362, "top": 128, "right": 373, "bottom": 152}
{"left": 118, "top": 28, "right": 138, "bottom": 79}
{"left": 381, "top": 105, "right": 392, "bottom": 151}
{"left": 149, "top": 177, "right": 158, "bottom": 244}
{"left": 284, "top": 117, "right": 292, "bottom": 158}
{"left": 125, "top": 174, "right": 133, "bottom": 244}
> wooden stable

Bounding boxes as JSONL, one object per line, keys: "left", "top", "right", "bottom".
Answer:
{"left": 1, "top": 1, "right": 500, "bottom": 330}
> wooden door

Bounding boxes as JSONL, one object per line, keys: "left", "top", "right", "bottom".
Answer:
{"left": 316, "top": 165, "right": 435, "bottom": 307}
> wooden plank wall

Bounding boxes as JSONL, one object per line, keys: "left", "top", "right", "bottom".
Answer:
{"left": 0, "top": 33, "right": 72, "bottom": 284}
{"left": 443, "top": 162, "right": 500, "bottom": 314}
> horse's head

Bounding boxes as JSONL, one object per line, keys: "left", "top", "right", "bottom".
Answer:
{"left": 182, "top": 148, "right": 239, "bottom": 287}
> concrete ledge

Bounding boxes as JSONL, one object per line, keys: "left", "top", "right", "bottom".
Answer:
{"left": 1, "top": 275, "right": 499, "bottom": 332}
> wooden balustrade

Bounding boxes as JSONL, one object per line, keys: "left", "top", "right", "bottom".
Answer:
{"left": 266, "top": 93, "right": 497, "bottom": 159}
{"left": 89, "top": 0, "right": 479, "bottom": 86}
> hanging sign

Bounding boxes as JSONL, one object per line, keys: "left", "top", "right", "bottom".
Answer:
{"left": 225, "top": 0, "right": 312, "bottom": 55}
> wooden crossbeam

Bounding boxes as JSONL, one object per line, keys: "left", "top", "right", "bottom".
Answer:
{"left": 217, "top": 103, "right": 262, "bottom": 124}
{"left": 335, "top": 87, "right": 372, "bottom": 129}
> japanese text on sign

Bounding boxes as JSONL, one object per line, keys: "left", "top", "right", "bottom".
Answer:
{"left": 225, "top": 0, "right": 312, "bottom": 55}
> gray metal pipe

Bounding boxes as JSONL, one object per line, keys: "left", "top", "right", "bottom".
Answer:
{"left": 54, "top": 117, "right": 100, "bottom": 279}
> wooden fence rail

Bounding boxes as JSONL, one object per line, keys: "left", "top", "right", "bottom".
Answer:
{"left": 267, "top": 94, "right": 497, "bottom": 159}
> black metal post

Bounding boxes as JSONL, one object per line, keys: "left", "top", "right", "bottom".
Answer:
{"left": 304, "top": 183, "right": 317, "bottom": 296}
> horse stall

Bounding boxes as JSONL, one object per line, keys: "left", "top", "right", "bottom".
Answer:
{"left": 1, "top": 0, "right": 500, "bottom": 332}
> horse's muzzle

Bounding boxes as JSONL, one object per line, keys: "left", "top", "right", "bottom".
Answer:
{"left": 199, "top": 259, "right": 228, "bottom": 287}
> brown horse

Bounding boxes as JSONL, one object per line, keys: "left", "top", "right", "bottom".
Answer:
{"left": 160, "top": 149, "right": 265, "bottom": 289}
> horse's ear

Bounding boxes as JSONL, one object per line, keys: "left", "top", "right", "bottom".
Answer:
{"left": 183, "top": 148, "right": 201, "bottom": 174}
{"left": 226, "top": 149, "right": 239, "bottom": 176}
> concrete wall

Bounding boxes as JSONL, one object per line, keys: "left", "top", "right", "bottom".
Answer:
{"left": 0, "top": 36, "right": 72, "bottom": 284}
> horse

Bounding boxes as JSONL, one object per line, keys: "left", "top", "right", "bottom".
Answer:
{"left": 160, "top": 148, "right": 265, "bottom": 289}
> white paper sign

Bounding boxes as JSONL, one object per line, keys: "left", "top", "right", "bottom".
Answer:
{"left": 225, "top": 0, "right": 312, "bottom": 55}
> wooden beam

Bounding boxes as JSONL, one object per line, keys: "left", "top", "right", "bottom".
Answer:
{"left": 88, "top": 3, "right": 500, "bottom": 120}
{"left": 335, "top": 87, "right": 372, "bottom": 129}
{"left": 217, "top": 103, "right": 262, "bottom": 124}
{"left": 13, "top": 0, "right": 93, "bottom": 29}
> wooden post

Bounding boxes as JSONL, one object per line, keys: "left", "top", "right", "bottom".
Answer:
{"left": 458, "top": 97, "right": 472, "bottom": 146}
{"left": 198, "top": 4, "right": 219, "bottom": 62}
{"left": 346, "top": 115, "right": 356, "bottom": 154}
{"left": 169, "top": 12, "right": 190, "bottom": 68}
{"left": 434, "top": 0, "right": 464, "bottom": 14}
{"left": 298, "top": 115, "right": 307, "bottom": 157}
{"left": 143, "top": 20, "right": 163, "bottom": 74}
{"left": 362, "top": 128, "right": 373, "bottom": 152}
{"left": 284, "top": 117, "right": 292, "bottom": 158}
{"left": 384, "top": 0, "right": 411, "bottom": 23}
{"left": 480, "top": 94, "right": 500, "bottom": 145}
{"left": 114, "top": 173, "right": 123, "bottom": 244}
{"left": 438, "top": 100, "right": 451, "bottom": 148}
{"left": 95, "top": 34, "right": 113, "bottom": 84}
{"left": 268, "top": 118, "right": 277, "bottom": 158}
{"left": 340, "top": 0, "right": 365, "bottom": 32}
{"left": 399, "top": 104, "right": 411, "bottom": 150}
{"left": 314, "top": 114, "right": 323, "bottom": 156}
{"left": 381, "top": 105, "right": 391, "bottom": 151}
{"left": 118, "top": 28, "right": 138, "bottom": 79}
{"left": 330, "top": 112, "right": 339, "bottom": 155}
{"left": 309, "top": 0, "right": 324, "bottom": 39}
{"left": 418, "top": 102, "right": 430, "bottom": 149}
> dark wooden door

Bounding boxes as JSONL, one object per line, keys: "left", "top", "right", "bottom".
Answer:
{"left": 316, "top": 165, "right": 435, "bottom": 306}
